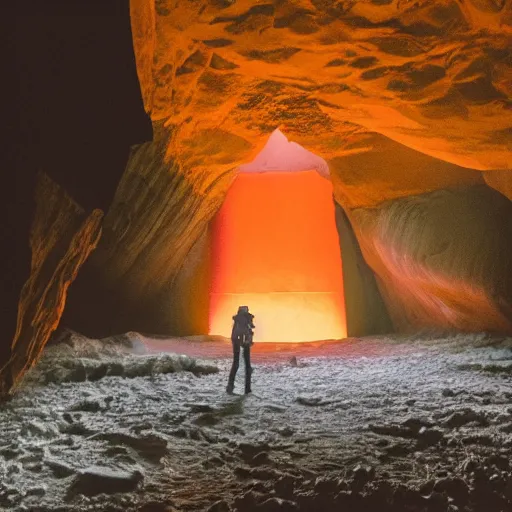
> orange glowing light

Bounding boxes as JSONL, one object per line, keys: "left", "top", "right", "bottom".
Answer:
{"left": 209, "top": 170, "right": 347, "bottom": 342}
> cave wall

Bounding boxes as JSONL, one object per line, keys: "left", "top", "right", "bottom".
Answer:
{"left": 0, "top": 174, "right": 102, "bottom": 395}
{"left": 63, "top": 0, "right": 512, "bottom": 338}
{"left": 130, "top": 0, "right": 512, "bottom": 172}
{"left": 352, "top": 185, "right": 512, "bottom": 334}
{"left": 63, "top": 126, "right": 223, "bottom": 337}
{"left": 334, "top": 203, "right": 392, "bottom": 338}
{"left": 2, "top": 1, "right": 152, "bottom": 395}
{"left": 5, "top": 0, "right": 510, "bottom": 362}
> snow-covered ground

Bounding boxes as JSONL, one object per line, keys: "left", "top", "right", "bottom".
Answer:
{"left": 1, "top": 331, "right": 512, "bottom": 511}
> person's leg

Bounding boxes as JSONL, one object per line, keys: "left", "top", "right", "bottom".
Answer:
{"left": 243, "top": 344, "right": 252, "bottom": 394}
{"left": 227, "top": 339, "right": 240, "bottom": 393}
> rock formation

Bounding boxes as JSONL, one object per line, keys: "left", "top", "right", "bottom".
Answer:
{"left": 65, "top": 0, "right": 511, "bottom": 337}
{"left": 0, "top": 174, "right": 103, "bottom": 395}
{"left": 2, "top": 1, "right": 152, "bottom": 396}
{"left": 4, "top": 0, "right": 512, "bottom": 392}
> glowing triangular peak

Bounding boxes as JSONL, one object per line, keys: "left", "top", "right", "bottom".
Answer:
{"left": 239, "top": 129, "right": 329, "bottom": 178}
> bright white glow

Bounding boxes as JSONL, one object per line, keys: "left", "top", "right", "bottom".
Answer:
{"left": 239, "top": 129, "right": 330, "bottom": 178}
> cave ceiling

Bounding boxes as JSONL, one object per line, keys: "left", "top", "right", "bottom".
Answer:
{"left": 63, "top": 0, "right": 512, "bottom": 339}
{"left": 132, "top": 0, "right": 512, "bottom": 200}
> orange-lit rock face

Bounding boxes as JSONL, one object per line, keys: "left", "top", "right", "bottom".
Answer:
{"left": 351, "top": 185, "right": 512, "bottom": 334}
{"left": 131, "top": 0, "right": 512, "bottom": 177}
{"left": 209, "top": 170, "right": 346, "bottom": 342}
{"left": 74, "top": 2, "right": 512, "bottom": 339}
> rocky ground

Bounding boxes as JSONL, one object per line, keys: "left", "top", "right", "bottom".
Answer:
{"left": 1, "top": 331, "right": 512, "bottom": 512}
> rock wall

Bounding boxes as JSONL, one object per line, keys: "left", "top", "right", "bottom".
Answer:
{"left": 63, "top": 126, "right": 221, "bottom": 337}
{"left": 351, "top": 185, "right": 512, "bottom": 334}
{"left": 0, "top": 174, "right": 102, "bottom": 395}
{"left": 2, "top": 1, "right": 152, "bottom": 396}
{"left": 63, "top": 0, "right": 512, "bottom": 338}
{"left": 334, "top": 203, "right": 392, "bottom": 337}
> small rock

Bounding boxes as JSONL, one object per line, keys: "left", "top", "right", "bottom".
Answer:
{"left": 275, "top": 475, "right": 297, "bottom": 499}
{"left": 207, "top": 499, "right": 231, "bottom": 512}
{"left": 384, "top": 442, "right": 411, "bottom": 457}
{"left": 462, "top": 458, "right": 478, "bottom": 474}
{"left": 88, "top": 431, "right": 169, "bottom": 462}
{"left": 485, "top": 454, "right": 510, "bottom": 470}
{"left": 239, "top": 442, "right": 270, "bottom": 459}
{"left": 70, "top": 399, "right": 102, "bottom": 413}
{"left": 417, "top": 427, "right": 444, "bottom": 447}
{"left": 256, "top": 497, "right": 299, "bottom": 511}
{"left": 314, "top": 476, "right": 338, "bottom": 494}
{"left": 442, "top": 388, "right": 455, "bottom": 397}
{"left": 433, "top": 477, "right": 469, "bottom": 505}
{"left": 0, "top": 484, "right": 21, "bottom": 508}
{"left": 392, "top": 485, "right": 425, "bottom": 510}
{"left": 130, "top": 422, "right": 154, "bottom": 435}
{"left": 402, "top": 417, "right": 433, "bottom": 434}
{"left": 234, "top": 466, "right": 251, "bottom": 479}
{"left": 68, "top": 465, "right": 144, "bottom": 496}
{"left": 369, "top": 424, "right": 414, "bottom": 438}
{"left": 251, "top": 452, "right": 270, "bottom": 466}
{"left": 405, "top": 399, "right": 416, "bottom": 406}
{"left": 189, "top": 403, "right": 214, "bottom": 413}
{"left": 278, "top": 426, "right": 295, "bottom": 437}
{"left": 295, "top": 396, "right": 325, "bottom": 407}
{"left": 202, "top": 456, "right": 224, "bottom": 470}
{"left": 419, "top": 479, "right": 436, "bottom": 496}
{"left": 60, "top": 422, "right": 94, "bottom": 436}
{"left": 289, "top": 357, "right": 298, "bottom": 367}
{"left": 0, "top": 446, "right": 21, "bottom": 460}
{"left": 249, "top": 467, "right": 282, "bottom": 481}
{"left": 6, "top": 462, "right": 22, "bottom": 475}
{"left": 424, "top": 491, "right": 448, "bottom": 512}
{"left": 351, "top": 465, "right": 374, "bottom": 491}
{"left": 461, "top": 434, "right": 494, "bottom": 446}
{"left": 248, "top": 481, "right": 269, "bottom": 494}
{"left": 21, "top": 420, "right": 59, "bottom": 439}
{"left": 193, "top": 413, "right": 218, "bottom": 426}
{"left": 499, "top": 422, "right": 512, "bottom": 433}
{"left": 233, "top": 490, "right": 261, "bottom": 509}
{"left": 443, "top": 409, "right": 488, "bottom": 429}
{"left": 45, "top": 457, "right": 76, "bottom": 478}
{"left": 26, "top": 485, "right": 47, "bottom": 497}
{"left": 25, "top": 462, "right": 43, "bottom": 472}
{"left": 62, "top": 412, "right": 73, "bottom": 423}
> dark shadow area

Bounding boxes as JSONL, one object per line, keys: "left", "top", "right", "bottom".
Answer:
{"left": 2, "top": 1, "right": 152, "bottom": 360}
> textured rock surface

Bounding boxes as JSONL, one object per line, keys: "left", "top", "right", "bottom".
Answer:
{"left": 63, "top": 128, "right": 217, "bottom": 337}
{"left": 131, "top": 0, "right": 512, "bottom": 171}
{"left": 67, "top": 0, "right": 512, "bottom": 337}
{"left": 3, "top": 2, "right": 152, "bottom": 396}
{"left": 0, "top": 174, "right": 102, "bottom": 395}
{"left": 351, "top": 185, "right": 512, "bottom": 333}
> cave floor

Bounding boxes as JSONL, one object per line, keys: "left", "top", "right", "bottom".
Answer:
{"left": 1, "top": 333, "right": 512, "bottom": 512}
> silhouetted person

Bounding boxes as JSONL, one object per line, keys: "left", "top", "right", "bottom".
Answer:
{"left": 227, "top": 306, "right": 255, "bottom": 394}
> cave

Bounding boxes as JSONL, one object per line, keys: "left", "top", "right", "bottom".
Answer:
{"left": 3, "top": 0, "right": 512, "bottom": 510}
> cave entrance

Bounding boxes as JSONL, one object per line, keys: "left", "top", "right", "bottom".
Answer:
{"left": 209, "top": 130, "right": 347, "bottom": 342}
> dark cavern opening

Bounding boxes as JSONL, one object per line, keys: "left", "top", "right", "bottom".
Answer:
{"left": 3, "top": 1, "right": 512, "bottom": 511}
